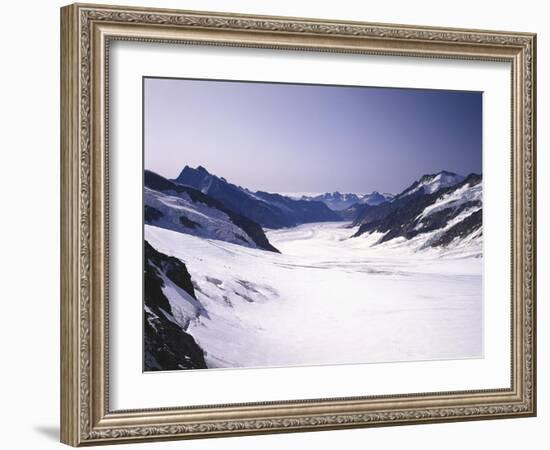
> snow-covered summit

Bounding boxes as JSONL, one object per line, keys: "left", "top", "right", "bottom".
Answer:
{"left": 398, "top": 170, "right": 465, "bottom": 198}
{"left": 301, "top": 191, "right": 394, "bottom": 211}
{"left": 353, "top": 173, "right": 482, "bottom": 251}
{"left": 362, "top": 191, "right": 395, "bottom": 206}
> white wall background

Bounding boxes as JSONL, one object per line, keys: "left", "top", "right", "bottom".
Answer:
{"left": 0, "top": 1, "right": 545, "bottom": 449}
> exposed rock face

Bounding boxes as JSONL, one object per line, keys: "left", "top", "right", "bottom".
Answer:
{"left": 353, "top": 173, "right": 482, "bottom": 248}
{"left": 144, "top": 241, "right": 207, "bottom": 371}
{"left": 144, "top": 205, "right": 163, "bottom": 223}
{"left": 430, "top": 209, "right": 482, "bottom": 247}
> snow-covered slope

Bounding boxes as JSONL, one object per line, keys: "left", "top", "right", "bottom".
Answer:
{"left": 354, "top": 173, "right": 482, "bottom": 251}
{"left": 145, "top": 170, "right": 278, "bottom": 252}
{"left": 175, "top": 166, "right": 340, "bottom": 228}
{"left": 398, "top": 170, "right": 465, "bottom": 198}
{"left": 145, "top": 187, "right": 261, "bottom": 249}
{"left": 363, "top": 191, "right": 395, "bottom": 205}
{"left": 145, "top": 222, "right": 482, "bottom": 370}
{"left": 414, "top": 177, "right": 482, "bottom": 248}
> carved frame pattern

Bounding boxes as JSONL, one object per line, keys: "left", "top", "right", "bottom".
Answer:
{"left": 60, "top": 3, "right": 536, "bottom": 446}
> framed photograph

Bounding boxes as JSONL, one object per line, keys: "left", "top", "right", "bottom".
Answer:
{"left": 60, "top": 3, "right": 537, "bottom": 446}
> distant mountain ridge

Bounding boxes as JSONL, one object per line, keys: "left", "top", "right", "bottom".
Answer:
{"left": 300, "top": 191, "right": 394, "bottom": 212}
{"left": 348, "top": 170, "right": 467, "bottom": 225}
{"left": 175, "top": 166, "right": 341, "bottom": 229}
{"left": 146, "top": 166, "right": 481, "bottom": 251}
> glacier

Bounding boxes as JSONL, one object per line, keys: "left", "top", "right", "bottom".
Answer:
{"left": 145, "top": 220, "right": 482, "bottom": 370}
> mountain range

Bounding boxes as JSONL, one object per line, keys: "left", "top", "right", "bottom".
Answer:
{"left": 175, "top": 166, "right": 340, "bottom": 228}
{"left": 145, "top": 166, "right": 481, "bottom": 252}
{"left": 144, "top": 170, "right": 279, "bottom": 252}
{"left": 144, "top": 166, "right": 482, "bottom": 371}
{"left": 353, "top": 171, "right": 481, "bottom": 248}
{"left": 299, "top": 191, "right": 394, "bottom": 211}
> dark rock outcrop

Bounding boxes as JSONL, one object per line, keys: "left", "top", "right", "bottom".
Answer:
{"left": 353, "top": 173, "right": 482, "bottom": 247}
{"left": 179, "top": 215, "right": 201, "bottom": 229}
{"left": 144, "top": 205, "right": 163, "bottom": 222}
{"left": 144, "top": 241, "right": 207, "bottom": 371}
{"left": 429, "top": 209, "right": 482, "bottom": 247}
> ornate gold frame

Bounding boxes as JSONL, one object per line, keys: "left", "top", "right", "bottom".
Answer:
{"left": 60, "top": 3, "right": 537, "bottom": 446}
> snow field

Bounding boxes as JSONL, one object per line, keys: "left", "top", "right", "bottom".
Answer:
{"left": 145, "top": 221, "right": 482, "bottom": 369}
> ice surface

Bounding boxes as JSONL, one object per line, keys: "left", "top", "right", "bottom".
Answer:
{"left": 145, "top": 221, "right": 482, "bottom": 370}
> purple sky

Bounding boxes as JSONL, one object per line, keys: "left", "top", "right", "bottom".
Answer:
{"left": 144, "top": 77, "right": 482, "bottom": 194}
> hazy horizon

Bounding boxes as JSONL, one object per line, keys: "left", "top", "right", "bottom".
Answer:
{"left": 144, "top": 77, "right": 482, "bottom": 193}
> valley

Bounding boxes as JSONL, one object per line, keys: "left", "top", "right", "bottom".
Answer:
{"left": 145, "top": 221, "right": 482, "bottom": 369}
{"left": 143, "top": 165, "right": 483, "bottom": 371}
